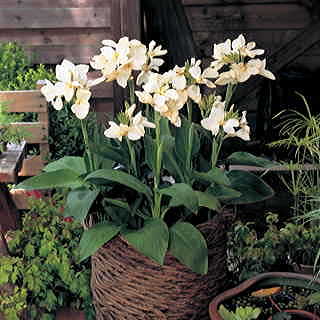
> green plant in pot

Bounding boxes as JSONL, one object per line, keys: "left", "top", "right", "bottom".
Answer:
{"left": 0, "top": 102, "right": 27, "bottom": 152}
{"left": 16, "top": 35, "right": 276, "bottom": 319}
{"left": 0, "top": 192, "right": 94, "bottom": 320}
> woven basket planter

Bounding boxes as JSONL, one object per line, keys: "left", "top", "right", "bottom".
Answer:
{"left": 91, "top": 213, "right": 231, "bottom": 320}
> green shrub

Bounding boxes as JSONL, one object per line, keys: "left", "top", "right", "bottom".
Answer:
{"left": 0, "top": 42, "right": 86, "bottom": 159}
{"left": 0, "top": 193, "right": 94, "bottom": 320}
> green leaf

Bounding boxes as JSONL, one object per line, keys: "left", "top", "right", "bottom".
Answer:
{"left": 144, "top": 135, "right": 155, "bottom": 171}
{"left": 193, "top": 168, "right": 230, "bottom": 186}
{"left": 207, "top": 183, "right": 242, "bottom": 200}
{"left": 85, "top": 169, "right": 153, "bottom": 200}
{"left": 226, "top": 170, "right": 274, "bottom": 204}
{"left": 43, "top": 156, "right": 87, "bottom": 175}
{"left": 15, "top": 169, "right": 82, "bottom": 190}
{"left": 91, "top": 142, "right": 129, "bottom": 167}
{"left": 123, "top": 218, "right": 169, "bottom": 265}
{"left": 196, "top": 191, "right": 220, "bottom": 211}
{"left": 227, "top": 152, "right": 278, "bottom": 168}
{"left": 79, "top": 222, "right": 120, "bottom": 262}
{"left": 63, "top": 187, "right": 100, "bottom": 221}
{"left": 218, "top": 305, "right": 235, "bottom": 320}
{"left": 160, "top": 183, "right": 199, "bottom": 212}
{"left": 169, "top": 222, "right": 208, "bottom": 274}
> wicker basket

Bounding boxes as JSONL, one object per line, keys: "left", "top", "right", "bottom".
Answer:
{"left": 91, "top": 213, "right": 230, "bottom": 320}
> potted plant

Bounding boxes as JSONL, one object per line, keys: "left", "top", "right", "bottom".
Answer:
{"left": 210, "top": 272, "right": 320, "bottom": 319}
{"left": 0, "top": 102, "right": 26, "bottom": 153}
{"left": 0, "top": 192, "right": 94, "bottom": 320}
{"left": 16, "top": 35, "right": 277, "bottom": 319}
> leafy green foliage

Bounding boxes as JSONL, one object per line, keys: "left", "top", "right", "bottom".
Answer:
{"left": 218, "top": 305, "right": 261, "bottom": 320}
{"left": 0, "top": 194, "right": 94, "bottom": 319}
{"left": 228, "top": 212, "right": 320, "bottom": 281}
{"left": 169, "top": 222, "right": 208, "bottom": 274}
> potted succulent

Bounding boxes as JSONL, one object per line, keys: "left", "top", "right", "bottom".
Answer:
{"left": 16, "top": 35, "right": 277, "bottom": 319}
{"left": 210, "top": 272, "right": 320, "bottom": 320}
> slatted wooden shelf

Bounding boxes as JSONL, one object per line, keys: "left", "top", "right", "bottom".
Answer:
{"left": 0, "top": 89, "right": 49, "bottom": 177}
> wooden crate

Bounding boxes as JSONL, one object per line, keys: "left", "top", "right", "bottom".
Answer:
{"left": 0, "top": 89, "right": 49, "bottom": 177}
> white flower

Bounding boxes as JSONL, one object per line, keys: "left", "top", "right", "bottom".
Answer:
{"left": 247, "top": 59, "right": 275, "bottom": 80}
{"left": 41, "top": 80, "right": 65, "bottom": 110}
{"left": 70, "top": 88, "right": 91, "bottom": 119}
{"left": 213, "top": 39, "right": 232, "bottom": 61}
{"left": 235, "top": 111, "right": 250, "bottom": 141}
{"left": 201, "top": 101, "right": 239, "bottom": 136}
{"left": 55, "top": 59, "right": 77, "bottom": 101}
{"left": 104, "top": 122, "right": 130, "bottom": 141}
{"left": 232, "top": 34, "right": 264, "bottom": 58}
{"left": 189, "top": 58, "right": 217, "bottom": 88}
{"left": 104, "top": 104, "right": 155, "bottom": 141}
{"left": 171, "top": 66, "right": 187, "bottom": 90}
{"left": 187, "top": 84, "right": 201, "bottom": 104}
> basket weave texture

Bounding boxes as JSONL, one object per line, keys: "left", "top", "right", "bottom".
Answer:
{"left": 91, "top": 214, "right": 229, "bottom": 320}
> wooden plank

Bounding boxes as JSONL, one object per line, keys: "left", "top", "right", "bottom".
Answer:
{"left": 0, "top": 143, "right": 25, "bottom": 183}
{"left": 10, "top": 122, "right": 48, "bottom": 144}
{"left": 0, "top": 28, "right": 112, "bottom": 46}
{"left": 234, "top": 20, "right": 320, "bottom": 105}
{"left": 88, "top": 72, "right": 113, "bottom": 99}
{"left": 120, "top": 0, "right": 141, "bottom": 39}
{"left": 0, "top": 91, "right": 47, "bottom": 113}
{"left": 0, "top": 0, "right": 109, "bottom": 8}
{"left": 25, "top": 45, "right": 101, "bottom": 64}
{"left": 193, "top": 29, "right": 301, "bottom": 58}
{"left": 0, "top": 8, "right": 111, "bottom": 29}
{"left": 185, "top": 4, "right": 311, "bottom": 31}
{"left": 19, "top": 155, "right": 45, "bottom": 177}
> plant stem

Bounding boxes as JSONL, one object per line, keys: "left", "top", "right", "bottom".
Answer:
{"left": 153, "top": 111, "right": 162, "bottom": 218}
{"left": 211, "top": 132, "right": 223, "bottom": 168}
{"left": 126, "top": 137, "right": 138, "bottom": 176}
{"left": 186, "top": 123, "right": 194, "bottom": 175}
{"left": 128, "top": 78, "right": 136, "bottom": 106}
{"left": 81, "top": 119, "right": 94, "bottom": 171}
{"left": 187, "top": 99, "right": 193, "bottom": 122}
{"left": 225, "top": 84, "right": 236, "bottom": 109}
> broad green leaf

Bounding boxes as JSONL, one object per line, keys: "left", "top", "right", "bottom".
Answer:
{"left": 207, "top": 183, "right": 242, "bottom": 200}
{"left": 193, "top": 168, "right": 230, "bottom": 186}
{"left": 226, "top": 170, "right": 274, "bottom": 204}
{"left": 195, "top": 191, "right": 220, "bottom": 211}
{"left": 169, "top": 222, "right": 208, "bottom": 274}
{"left": 218, "top": 305, "right": 235, "bottom": 320}
{"left": 159, "top": 117, "right": 172, "bottom": 137}
{"left": 85, "top": 169, "right": 153, "bottom": 200}
{"left": 160, "top": 183, "right": 198, "bottom": 212}
{"left": 79, "top": 222, "right": 120, "bottom": 262}
{"left": 43, "top": 156, "right": 87, "bottom": 175}
{"left": 227, "top": 152, "right": 278, "bottom": 168}
{"left": 63, "top": 187, "right": 99, "bottom": 221}
{"left": 15, "top": 169, "right": 82, "bottom": 190}
{"left": 90, "top": 143, "right": 129, "bottom": 167}
{"left": 175, "top": 120, "right": 199, "bottom": 166}
{"left": 103, "top": 198, "right": 130, "bottom": 211}
{"left": 144, "top": 135, "right": 155, "bottom": 171}
{"left": 123, "top": 218, "right": 169, "bottom": 265}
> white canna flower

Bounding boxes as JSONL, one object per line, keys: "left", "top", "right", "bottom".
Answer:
{"left": 70, "top": 88, "right": 91, "bottom": 119}
{"left": 213, "top": 39, "right": 232, "bottom": 61}
{"left": 247, "top": 59, "right": 275, "bottom": 80}
{"left": 41, "top": 80, "right": 65, "bottom": 110}
{"left": 187, "top": 84, "right": 201, "bottom": 104}
{"left": 201, "top": 100, "right": 239, "bottom": 136}
{"left": 235, "top": 111, "right": 250, "bottom": 141}
{"left": 232, "top": 34, "right": 264, "bottom": 59}
{"left": 171, "top": 66, "right": 187, "bottom": 90}
{"left": 104, "top": 122, "right": 130, "bottom": 141}
{"left": 129, "top": 39, "right": 147, "bottom": 70}
{"left": 189, "top": 58, "right": 217, "bottom": 89}
{"left": 128, "top": 111, "right": 156, "bottom": 140}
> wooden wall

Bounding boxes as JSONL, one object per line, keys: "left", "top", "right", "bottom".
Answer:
{"left": 182, "top": 0, "right": 318, "bottom": 70}
{"left": 0, "top": 0, "right": 141, "bottom": 119}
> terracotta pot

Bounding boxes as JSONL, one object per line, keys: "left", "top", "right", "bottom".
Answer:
{"left": 268, "top": 309, "right": 320, "bottom": 319}
{"left": 292, "top": 262, "right": 314, "bottom": 275}
{"left": 209, "top": 272, "right": 320, "bottom": 320}
{"left": 55, "top": 308, "right": 86, "bottom": 320}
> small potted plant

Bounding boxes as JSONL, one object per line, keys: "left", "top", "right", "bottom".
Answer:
{"left": 0, "top": 102, "right": 26, "bottom": 153}
{"left": 210, "top": 272, "right": 320, "bottom": 319}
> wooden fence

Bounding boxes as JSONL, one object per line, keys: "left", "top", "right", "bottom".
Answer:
{"left": 0, "top": 0, "right": 141, "bottom": 118}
